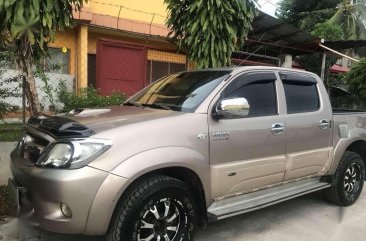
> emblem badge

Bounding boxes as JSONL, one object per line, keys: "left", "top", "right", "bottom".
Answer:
{"left": 197, "top": 133, "right": 207, "bottom": 141}
{"left": 213, "top": 131, "right": 230, "bottom": 141}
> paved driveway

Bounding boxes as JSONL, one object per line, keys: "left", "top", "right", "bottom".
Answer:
{"left": 1, "top": 190, "right": 366, "bottom": 241}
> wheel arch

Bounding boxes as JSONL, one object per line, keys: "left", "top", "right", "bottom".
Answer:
{"left": 344, "top": 141, "right": 366, "bottom": 177}
{"left": 110, "top": 167, "right": 208, "bottom": 231}
{"left": 330, "top": 138, "right": 366, "bottom": 177}
{"left": 86, "top": 147, "right": 211, "bottom": 235}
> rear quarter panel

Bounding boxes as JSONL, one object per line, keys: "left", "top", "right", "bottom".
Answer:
{"left": 328, "top": 113, "right": 366, "bottom": 174}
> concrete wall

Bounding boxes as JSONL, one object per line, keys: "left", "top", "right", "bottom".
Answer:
{"left": 0, "top": 69, "right": 74, "bottom": 111}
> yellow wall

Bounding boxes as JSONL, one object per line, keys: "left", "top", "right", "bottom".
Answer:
{"left": 89, "top": 0, "right": 167, "bottom": 25}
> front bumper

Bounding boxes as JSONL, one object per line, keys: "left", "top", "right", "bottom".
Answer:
{"left": 10, "top": 146, "right": 109, "bottom": 234}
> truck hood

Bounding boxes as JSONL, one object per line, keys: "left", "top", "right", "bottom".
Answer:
{"left": 28, "top": 106, "right": 182, "bottom": 138}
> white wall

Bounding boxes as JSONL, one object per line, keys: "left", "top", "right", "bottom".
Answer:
{"left": 0, "top": 69, "right": 74, "bottom": 111}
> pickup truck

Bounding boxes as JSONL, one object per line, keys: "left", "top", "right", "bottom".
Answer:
{"left": 9, "top": 67, "right": 366, "bottom": 241}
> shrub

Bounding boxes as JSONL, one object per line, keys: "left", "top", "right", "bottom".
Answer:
{"left": 58, "top": 82, "right": 127, "bottom": 112}
{"left": 345, "top": 58, "right": 366, "bottom": 100}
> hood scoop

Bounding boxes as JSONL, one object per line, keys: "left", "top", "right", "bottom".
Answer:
{"left": 68, "top": 108, "right": 112, "bottom": 117}
{"left": 28, "top": 114, "right": 95, "bottom": 138}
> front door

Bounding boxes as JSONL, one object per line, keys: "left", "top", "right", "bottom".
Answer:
{"left": 209, "top": 71, "right": 286, "bottom": 199}
{"left": 279, "top": 72, "right": 333, "bottom": 181}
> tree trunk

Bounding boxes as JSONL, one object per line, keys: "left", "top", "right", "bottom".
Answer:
{"left": 19, "top": 56, "right": 41, "bottom": 116}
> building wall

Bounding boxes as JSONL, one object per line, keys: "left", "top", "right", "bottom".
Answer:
{"left": 46, "top": 0, "right": 192, "bottom": 95}
{"left": 89, "top": 0, "right": 167, "bottom": 25}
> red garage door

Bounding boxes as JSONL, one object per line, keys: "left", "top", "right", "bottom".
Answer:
{"left": 96, "top": 39, "right": 147, "bottom": 96}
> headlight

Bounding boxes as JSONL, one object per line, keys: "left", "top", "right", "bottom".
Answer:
{"left": 36, "top": 139, "right": 112, "bottom": 169}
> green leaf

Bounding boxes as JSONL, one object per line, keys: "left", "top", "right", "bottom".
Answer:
{"left": 27, "top": 29, "right": 35, "bottom": 44}
{"left": 46, "top": 13, "right": 52, "bottom": 28}
{"left": 32, "top": 0, "right": 39, "bottom": 13}
{"left": 46, "top": 0, "right": 53, "bottom": 11}
{"left": 190, "top": 20, "right": 199, "bottom": 35}
{"left": 42, "top": 15, "right": 47, "bottom": 26}
{"left": 4, "top": 0, "right": 16, "bottom": 8}
{"left": 10, "top": 23, "right": 23, "bottom": 37}
{"left": 16, "top": 2, "right": 24, "bottom": 19}
{"left": 200, "top": 8, "right": 207, "bottom": 26}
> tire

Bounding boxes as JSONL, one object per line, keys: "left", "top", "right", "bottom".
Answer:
{"left": 107, "top": 175, "right": 197, "bottom": 241}
{"left": 326, "top": 151, "right": 365, "bottom": 206}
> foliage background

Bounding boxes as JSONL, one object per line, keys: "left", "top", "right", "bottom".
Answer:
{"left": 165, "top": 0, "right": 258, "bottom": 68}
{"left": 58, "top": 83, "right": 126, "bottom": 112}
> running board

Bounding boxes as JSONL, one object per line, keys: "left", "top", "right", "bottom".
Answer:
{"left": 207, "top": 178, "right": 331, "bottom": 221}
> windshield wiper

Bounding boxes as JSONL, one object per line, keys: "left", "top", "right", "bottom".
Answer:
{"left": 123, "top": 101, "right": 142, "bottom": 108}
{"left": 142, "top": 103, "right": 172, "bottom": 110}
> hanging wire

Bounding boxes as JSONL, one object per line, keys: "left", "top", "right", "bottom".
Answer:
{"left": 88, "top": 0, "right": 167, "bottom": 19}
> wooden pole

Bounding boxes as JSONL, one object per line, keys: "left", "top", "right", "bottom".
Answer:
{"left": 321, "top": 52, "right": 326, "bottom": 82}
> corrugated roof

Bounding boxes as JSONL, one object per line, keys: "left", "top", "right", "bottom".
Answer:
{"left": 244, "top": 12, "right": 366, "bottom": 57}
{"left": 249, "top": 12, "right": 318, "bottom": 46}
{"left": 324, "top": 40, "right": 366, "bottom": 49}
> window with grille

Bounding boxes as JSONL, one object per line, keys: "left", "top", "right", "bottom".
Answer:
{"left": 147, "top": 60, "right": 186, "bottom": 83}
{"left": 42, "top": 48, "right": 70, "bottom": 74}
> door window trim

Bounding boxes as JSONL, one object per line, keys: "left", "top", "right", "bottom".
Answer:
{"left": 279, "top": 72, "right": 322, "bottom": 115}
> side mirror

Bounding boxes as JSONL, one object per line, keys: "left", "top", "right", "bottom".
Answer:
{"left": 215, "top": 97, "right": 250, "bottom": 119}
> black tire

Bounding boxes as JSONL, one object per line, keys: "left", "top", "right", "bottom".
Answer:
{"left": 326, "top": 151, "right": 365, "bottom": 206}
{"left": 107, "top": 175, "right": 197, "bottom": 241}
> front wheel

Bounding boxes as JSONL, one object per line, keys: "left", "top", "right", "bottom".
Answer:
{"left": 326, "top": 151, "right": 365, "bottom": 206}
{"left": 107, "top": 175, "right": 197, "bottom": 241}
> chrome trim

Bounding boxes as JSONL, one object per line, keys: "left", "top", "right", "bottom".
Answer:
{"left": 270, "top": 123, "right": 285, "bottom": 135}
{"left": 216, "top": 98, "right": 250, "bottom": 118}
{"left": 319, "top": 119, "right": 331, "bottom": 130}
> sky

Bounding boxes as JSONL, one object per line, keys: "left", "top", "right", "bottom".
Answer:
{"left": 258, "top": 0, "right": 280, "bottom": 17}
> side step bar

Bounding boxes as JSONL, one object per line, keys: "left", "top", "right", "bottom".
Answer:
{"left": 207, "top": 178, "right": 331, "bottom": 221}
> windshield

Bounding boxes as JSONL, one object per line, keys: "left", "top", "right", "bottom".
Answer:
{"left": 126, "top": 71, "right": 231, "bottom": 112}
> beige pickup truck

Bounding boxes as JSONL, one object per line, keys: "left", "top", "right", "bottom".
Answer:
{"left": 9, "top": 67, "right": 366, "bottom": 241}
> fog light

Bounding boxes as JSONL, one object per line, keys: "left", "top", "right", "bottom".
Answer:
{"left": 60, "top": 203, "right": 72, "bottom": 218}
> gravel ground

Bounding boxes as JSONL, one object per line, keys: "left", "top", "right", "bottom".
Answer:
{"left": 1, "top": 190, "right": 366, "bottom": 241}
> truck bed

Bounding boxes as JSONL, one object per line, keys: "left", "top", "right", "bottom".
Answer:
{"left": 333, "top": 108, "right": 366, "bottom": 114}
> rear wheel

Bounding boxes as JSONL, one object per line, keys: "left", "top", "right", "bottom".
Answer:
{"left": 326, "top": 151, "right": 365, "bottom": 206}
{"left": 107, "top": 175, "right": 197, "bottom": 241}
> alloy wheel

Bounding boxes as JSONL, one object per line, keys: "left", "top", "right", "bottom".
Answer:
{"left": 137, "top": 198, "right": 186, "bottom": 241}
{"left": 344, "top": 162, "right": 362, "bottom": 199}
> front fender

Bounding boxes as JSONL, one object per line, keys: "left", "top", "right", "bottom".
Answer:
{"left": 112, "top": 146, "right": 208, "bottom": 177}
{"left": 85, "top": 147, "right": 210, "bottom": 235}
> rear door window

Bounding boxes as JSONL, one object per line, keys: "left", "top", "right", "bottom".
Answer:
{"left": 280, "top": 73, "right": 320, "bottom": 114}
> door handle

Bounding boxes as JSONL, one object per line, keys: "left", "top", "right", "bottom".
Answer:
{"left": 319, "top": 120, "right": 330, "bottom": 130}
{"left": 270, "top": 123, "right": 285, "bottom": 135}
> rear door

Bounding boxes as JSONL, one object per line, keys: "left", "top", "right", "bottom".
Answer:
{"left": 280, "top": 72, "right": 333, "bottom": 181}
{"left": 209, "top": 71, "right": 286, "bottom": 199}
